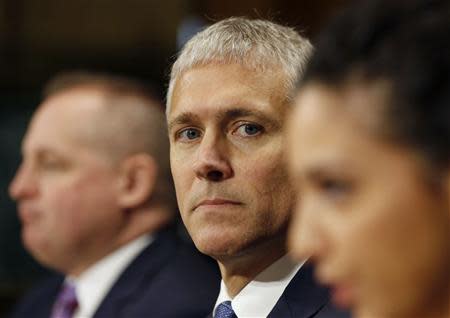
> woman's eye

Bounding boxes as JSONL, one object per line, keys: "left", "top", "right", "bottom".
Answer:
{"left": 177, "top": 128, "right": 202, "bottom": 141}
{"left": 318, "top": 178, "right": 352, "bottom": 200}
{"left": 234, "top": 123, "right": 264, "bottom": 137}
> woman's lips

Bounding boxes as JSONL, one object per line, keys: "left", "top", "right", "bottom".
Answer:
{"left": 316, "top": 269, "right": 356, "bottom": 309}
{"left": 330, "top": 283, "right": 356, "bottom": 309}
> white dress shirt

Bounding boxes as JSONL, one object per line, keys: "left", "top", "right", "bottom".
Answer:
{"left": 67, "top": 234, "right": 154, "bottom": 318}
{"left": 213, "top": 254, "right": 306, "bottom": 318}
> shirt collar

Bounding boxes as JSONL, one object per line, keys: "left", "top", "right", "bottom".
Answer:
{"left": 68, "top": 234, "right": 153, "bottom": 318}
{"left": 214, "top": 254, "right": 306, "bottom": 318}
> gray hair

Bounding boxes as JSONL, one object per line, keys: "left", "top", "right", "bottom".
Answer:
{"left": 166, "top": 17, "right": 314, "bottom": 114}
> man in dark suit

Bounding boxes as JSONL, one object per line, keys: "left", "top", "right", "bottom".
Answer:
{"left": 166, "top": 17, "right": 349, "bottom": 318}
{"left": 9, "top": 72, "right": 220, "bottom": 318}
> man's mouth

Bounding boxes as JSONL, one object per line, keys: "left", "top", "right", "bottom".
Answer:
{"left": 194, "top": 198, "right": 242, "bottom": 210}
{"left": 18, "top": 205, "right": 40, "bottom": 225}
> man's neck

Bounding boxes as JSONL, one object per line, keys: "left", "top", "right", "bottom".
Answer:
{"left": 217, "top": 236, "right": 287, "bottom": 297}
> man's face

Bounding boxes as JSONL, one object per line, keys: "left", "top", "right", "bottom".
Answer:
{"left": 9, "top": 89, "right": 124, "bottom": 275}
{"left": 168, "top": 63, "right": 295, "bottom": 260}
{"left": 288, "top": 83, "right": 450, "bottom": 317}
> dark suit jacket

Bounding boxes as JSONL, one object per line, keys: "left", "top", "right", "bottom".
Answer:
{"left": 9, "top": 228, "right": 221, "bottom": 318}
{"left": 208, "top": 262, "right": 349, "bottom": 318}
{"left": 267, "top": 263, "right": 349, "bottom": 318}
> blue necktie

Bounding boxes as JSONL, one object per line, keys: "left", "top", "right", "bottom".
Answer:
{"left": 215, "top": 301, "right": 237, "bottom": 318}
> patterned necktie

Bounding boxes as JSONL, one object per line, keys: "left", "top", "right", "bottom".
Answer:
{"left": 51, "top": 282, "right": 79, "bottom": 318}
{"left": 215, "top": 301, "right": 237, "bottom": 318}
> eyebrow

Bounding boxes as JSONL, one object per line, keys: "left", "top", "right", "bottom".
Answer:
{"left": 303, "top": 160, "right": 354, "bottom": 181}
{"left": 222, "top": 108, "right": 261, "bottom": 120}
{"left": 168, "top": 112, "right": 200, "bottom": 132}
{"left": 21, "top": 143, "right": 66, "bottom": 159}
{"left": 221, "top": 107, "right": 281, "bottom": 130}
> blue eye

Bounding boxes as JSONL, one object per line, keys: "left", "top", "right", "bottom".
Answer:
{"left": 178, "top": 128, "right": 202, "bottom": 141}
{"left": 235, "top": 123, "right": 263, "bottom": 137}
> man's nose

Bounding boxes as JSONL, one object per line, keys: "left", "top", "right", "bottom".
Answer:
{"left": 9, "top": 163, "right": 38, "bottom": 200}
{"left": 192, "top": 135, "right": 233, "bottom": 182}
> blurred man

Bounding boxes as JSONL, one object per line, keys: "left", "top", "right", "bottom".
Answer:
{"left": 166, "top": 17, "right": 348, "bottom": 318}
{"left": 9, "top": 72, "right": 220, "bottom": 318}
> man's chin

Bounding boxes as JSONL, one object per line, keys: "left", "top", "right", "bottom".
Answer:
{"left": 192, "top": 233, "right": 251, "bottom": 260}
{"left": 22, "top": 229, "right": 40, "bottom": 251}
{"left": 22, "top": 231, "right": 54, "bottom": 266}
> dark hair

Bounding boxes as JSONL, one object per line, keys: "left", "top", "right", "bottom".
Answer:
{"left": 300, "top": 0, "right": 450, "bottom": 166}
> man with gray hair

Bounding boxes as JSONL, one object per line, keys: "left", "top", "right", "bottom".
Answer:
{"left": 167, "top": 17, "right": 348, "bottom": 318}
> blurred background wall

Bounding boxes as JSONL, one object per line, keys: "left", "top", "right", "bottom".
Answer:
{"left": 0, "top": 0, "right": 349, "bottom": 315}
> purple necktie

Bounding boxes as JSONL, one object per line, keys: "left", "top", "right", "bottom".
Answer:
{"left": 51, "top": 282, "right": 79, "bottom": 318}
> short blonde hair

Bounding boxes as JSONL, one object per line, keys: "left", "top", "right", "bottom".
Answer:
{"left": 166, "top": 17, "right": 313, "bottom": 113}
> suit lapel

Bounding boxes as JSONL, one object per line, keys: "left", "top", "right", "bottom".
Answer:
{"left": 268, "top": 262, "right": 330, "bottom": 318}
{"left": 92, "top": 229, "right": 178, "bottom": 318}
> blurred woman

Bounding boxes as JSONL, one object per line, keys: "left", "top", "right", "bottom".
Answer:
{"left": 287, "top": 1, "right": 450, "bottom": 317}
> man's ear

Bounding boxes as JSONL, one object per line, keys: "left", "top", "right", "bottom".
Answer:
{"left": 116, "top": 153, "right": 157, "bottom": 209}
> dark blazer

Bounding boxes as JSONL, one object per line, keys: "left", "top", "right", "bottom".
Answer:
{"left": 268, "top": 262, "right": 349, "bottom": 318}
{"left": 9, "top": 228, "right": 221, "bottom": 318}
{"left": 208, "top": 262, "right": 349, "bottom": 318}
